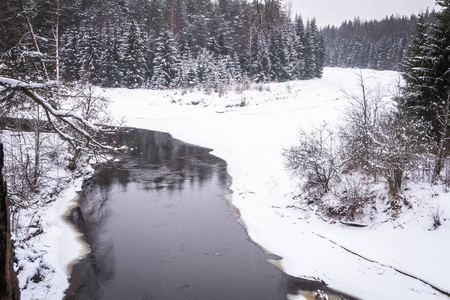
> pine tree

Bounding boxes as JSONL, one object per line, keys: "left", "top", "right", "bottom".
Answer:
{"left": 401, "top": 11, "right": 449, "bottom": 138}
{"left": 178, "top": 50, "right": 198, "bottom": 88}
{"left": 78, "top": 22, "right": 102, "bottom": 84}
{"left": 401, "top": 2, "right": 450, "bottom": 181}
{"left": 60, "top": 28, "right": 82, "bottom": 81}
{"left": 123, "top": 20, "right": 148, "bottom": 89}
{"left": 100, "top": 25, "right": 123, "bottom": 87}
{"left": 305, "top": 18, "right": 325, "bottom": 78}
{"left": 252, "top": 33, "right": 271, "bottom": 83}
{"left": 196, "top": 48, "right": 216, "bottom": 88}
{"left": 303, "top": 20, "right": 317, "bottom": 79}
{"left": 292, "top": 15, "right": 306, "bottom": 79}
{"left": 151, "top": 29, "right": 180, "bottom": 89}
{"left": 213, "top": 12, "right": 235, "bottom": 56}
{"left": 222, "top": 54, "right": 241, "bottom": 85}
{"left": 269, "top": 29, "right": 290, "bottom": 82}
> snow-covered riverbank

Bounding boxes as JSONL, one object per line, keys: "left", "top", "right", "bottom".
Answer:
{"left": 12, "top": 67, "right": 450, "bottom": 299}
{"left": 12, "top": 177, "right": 89, "bottom": 300}
{"left": 102, "top": 67, "right": 450, "bottom": 300}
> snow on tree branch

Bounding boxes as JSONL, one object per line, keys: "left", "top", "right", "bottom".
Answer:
{"left": 0, "top": 77, "right": 47, "bottom": 89}
{"left": 0, "top": 76, "right": 114, "bottom": 161}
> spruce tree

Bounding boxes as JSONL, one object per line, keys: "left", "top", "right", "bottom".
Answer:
{"left": 269, "top": 29, "right": 290, "bottom": 82}
{"left": 123, "top": 20, "right": 148, "bottom": 89}
{"left": 152, "top": 30, "right": 180, "bottom": 89}
{"left": 178, "top": 51, "right": 198, "bottom": 88}
{"left": 293, "top": 15, "right": 306, "bottom": 79}
{"left": 253, "top": 33, "right": 271, "bottom": 83}
{"left": 303, "top": 20, "right": 317, "bottom": 79}
{"left": 78, "top": 22, "right": 102, "bottom": 84}
{"left": 60, "top": 28, "right": 82, "bottom": 81}
{"left": 401, "top": 8, "right": 450, "bottom": 138}
{"left": 100, "top": 25, "right": 123, "bottom": 87}
{"left": 401, "top": 1, "right": 450, "bottom": 181}
{"left": 306, "top": 19, "right": 326, "bottom": 78}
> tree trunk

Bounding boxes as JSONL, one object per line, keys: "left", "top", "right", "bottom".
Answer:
{"left": 432, "top": 94, "right": 450, "bottom": 183}
{"left": 0, "top": 142, "right": 21, "bottom": 300}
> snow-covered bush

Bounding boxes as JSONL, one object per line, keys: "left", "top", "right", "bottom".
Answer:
{"left": 2, "top": 130, "right": 70, "bottom": 208}
{"left": 325, "top": 174, "right": 376, "bottom": 221}
{"left": 368, "top": 111, "right": 428, "bottom": 195}
{"left": 283, "top": 124, "right": 342, "bottom": 201}
{"left": 284, "top": 73, "right": 432, "bottom": 222}
{"left": 340, "top": 73, "right": 429, "bottom": 195}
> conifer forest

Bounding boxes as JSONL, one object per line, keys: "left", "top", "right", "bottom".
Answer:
{"left": 1, "top": 0, "right": 326, "bottom": 90}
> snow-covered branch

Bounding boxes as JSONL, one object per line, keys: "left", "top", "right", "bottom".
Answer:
{"left": 1, "top": 75, "right": 114, "bottom": 169}
{"left": 0, "top": 77, "right": 47, "bottom": 89}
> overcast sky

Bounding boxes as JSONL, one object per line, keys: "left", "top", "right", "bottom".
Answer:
{"left": 286, "top": 0, "right": 440, "bottom": 27}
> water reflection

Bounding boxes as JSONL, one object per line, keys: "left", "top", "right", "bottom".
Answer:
{"left": 65, "top": 128, "right": 353, "bottom": 300}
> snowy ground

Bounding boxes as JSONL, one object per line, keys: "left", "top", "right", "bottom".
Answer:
{"left": 0, "top": 131, "right": 91, "bottom": 300}
{"left": 13, "top": 178, "right": 89, "bottom": 300}
{"left": 10, "top": 67, "right": 450, "bottom": 299}
{"left": 101, "top": 67, "right": 450, "bottom": 300}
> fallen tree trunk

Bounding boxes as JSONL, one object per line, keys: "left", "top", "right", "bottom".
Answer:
{"left": 0, "top": 141, "right": 20, "bottom": 300}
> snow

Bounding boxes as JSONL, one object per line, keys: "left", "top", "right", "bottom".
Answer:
{"left": 9, "top": 67, "right": 450, "bottom": 299}
{"left": 0, "top": 76, "right": 46, "bottom": 89}
{"left": 11, "top": 176, "right": 90, "bottom": 300}
{"left": 101, "top": 67, "right": 450, "bottom": 299}
{"left": 1, "top": 131, "right": 92, "bottom": 300}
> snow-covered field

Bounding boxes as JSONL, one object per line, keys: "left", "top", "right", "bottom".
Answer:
{"left": 13, "top": 68, "right": 450, "bottom": 299}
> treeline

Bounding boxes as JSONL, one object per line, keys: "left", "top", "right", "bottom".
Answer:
{"left": 0, "top": 0, "right": 325, "bottom": 90}
{"left": 321, "top": 12, "right": 435, "bottom": 71}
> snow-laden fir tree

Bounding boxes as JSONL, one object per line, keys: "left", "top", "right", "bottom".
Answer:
{"left": 100, "top": 24, "right": 123, "bottom": 88}
{"left": 152, "top": 29, "right": 180, "bottom": 89}
{"left": 177, "top": 45, "right": 198, "bottom": 88}
{"left": 292, "top": 15, "right": 306, "bottom": 79}
{"left": 303, "top": 19, "right": 324, "bottom": 79}
{"left": 221, "top": 54, "right": 240, "bottom": 85}
{"left": 123, "top": 20, "right": 148, "bottom": 89}
{"left": 60, "top": 28, "right": 82, "bottom": 82}
{"left": 196, "top": 48, "right": 214, "bottom": 86}
{"left": 78, "top": 22, "right": 102, "bottom": 84}
{"left": 400, "top": 0, "right": 450, "bottom": 181}
{"left": 269, "top": 29, "right": 291, "bottom": 82}
{"left": 251, "top": 32, "right": 271, "bottom": 83}
{"left": 212, "top": 12, "right": 235, "bottom": 56}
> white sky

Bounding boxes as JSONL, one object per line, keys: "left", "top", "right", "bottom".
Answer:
{"left": 286, "top": 0, "right": 440, "bottom": 27}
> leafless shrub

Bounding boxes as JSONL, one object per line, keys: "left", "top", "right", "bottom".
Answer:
{"left": 432, "top": 206, "right": 443, "bottom": 229}
{"left": 340, "top": 72, "right": 429, "bottom": 195}
{"left": 3, "top": 129, "right": 69, "bottom": 208}
{"left": 325, "top": 175, "right": 376, "bottom": 221}
{"left": 283, "top": 124, "right": 342, "bottom": 201}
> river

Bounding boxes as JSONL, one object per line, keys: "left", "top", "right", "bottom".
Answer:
{"left": 64, "top": 128, "right": 352, "bottom": 300}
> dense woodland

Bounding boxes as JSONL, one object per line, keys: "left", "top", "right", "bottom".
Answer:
{"left": 321, "top": 12, "right": 436, "bottom": 70}
{"left": 0, "top": 0, "right": 325, "bottom": 90}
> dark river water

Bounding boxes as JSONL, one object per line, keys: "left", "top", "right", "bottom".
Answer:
{"left": 64, "top": 128, "right": 353, "bottom": 300}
